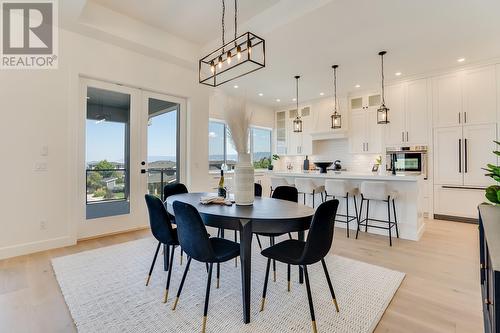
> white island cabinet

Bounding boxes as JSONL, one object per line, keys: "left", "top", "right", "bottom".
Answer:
{"left": 273, "top": 171, "right": 426, "bottom": 241}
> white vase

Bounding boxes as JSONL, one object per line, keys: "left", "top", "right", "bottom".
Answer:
{"left": 234, "top": 153, "right": 254, "bottom": 205}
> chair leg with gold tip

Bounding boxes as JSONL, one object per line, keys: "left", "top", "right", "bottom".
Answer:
{"left": 287, "top": 264, "right": 291, "bottom": 292}
{"left": 321, "top": 259, "right": 339, "bottom": 312}
{"left": 172, "top": 257, "right": 192, "bottom": 310}
{"left": 303, "top": 266, "right": 318, "bottom": 333}
{"left": 216, "top": 263, "right": 220, "bottom": 289}
{"left": 146, "top": 242, "right": 161, "bottom": 286}
{"left": 180, "top": 249, "right": 183, "bottom": 265}
{"left": 163, "top": 245, "right": 176, "bottom": 303}
{"left": 201, "top": 263, "right": 213, "bottom": 333}
{"left": 260, "top": 258, "right": 271, "bottom": 312}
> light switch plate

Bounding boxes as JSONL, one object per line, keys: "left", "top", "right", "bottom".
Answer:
{"left": 40, "top": 145, "right": 49, "bottom": 156}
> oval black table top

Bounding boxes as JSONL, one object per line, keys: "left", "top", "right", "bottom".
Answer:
{"left": 165, "top": 192, "right": 314, "bottom": 221}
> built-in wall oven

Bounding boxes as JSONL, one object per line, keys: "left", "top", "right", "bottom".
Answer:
{"left": 386, "top": 146, "right": 428, "bottom": 179}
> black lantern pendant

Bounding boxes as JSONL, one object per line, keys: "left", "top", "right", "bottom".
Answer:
{"left": 293, "top": 75, "right": 303, "bottom": 133}
{"left": 330, "top": 65, "right": 341, "bottom": 129}
{"left": 377, "top": 51, "right": 390, "bottom": 124}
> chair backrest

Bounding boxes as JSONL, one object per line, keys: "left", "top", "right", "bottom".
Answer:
{"left": 163, "top": 183, "right": 188, "bottom": 201}
{"left": 324, "top": 179, "right": 348, "bottom": 198}
{"left": 254, "top": 183, "right": 263, "bottom": 197}
{"left": 295, "top": 178, "right": 314, "bottom": 194}
{"left": 299, "top": 199, "right": 339, "bottom": 265}
{"left": 172, "top": 201, "right": 215, "bottom": 262}
{"left": 272, "top": 186, "right": 298, "bottom": 203}
{"left": 360, "top": 181, "right": 389, "bottom": 201}
{"left": 144, "top": 194, "right": 177, "bottom": 245}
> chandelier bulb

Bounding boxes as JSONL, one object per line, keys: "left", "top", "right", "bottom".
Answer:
{"left": 247, "top": 40, "right": 252, "bottom": 54}
{"left": 210, "top": 61, "right": 215, "bottom": 74}
{"left": 236, "top": 45, "right": 241, "bottom": 60}
{"left": 218, "top": 55, "right": 223, "bottom": 69}
{"left": 226, "top": 51, "right": 232, "bottom": 64}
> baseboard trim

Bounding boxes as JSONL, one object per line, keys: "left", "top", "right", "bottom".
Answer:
{"left": 433, "top": 214, "right": 479, "bottom": 224}
{"left": 77, "top": 226, "right": 149, "bottom": 242}
{"left": 0, "top": 236, "right": 76, "bottom": 260}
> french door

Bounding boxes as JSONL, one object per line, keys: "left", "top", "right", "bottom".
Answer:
{"left": 79, "top": 78, "right": 185, "bottom": 239}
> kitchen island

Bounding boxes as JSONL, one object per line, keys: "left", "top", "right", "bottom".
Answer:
{"left": 273, "top": 171, "right": 426, "bottom": 241}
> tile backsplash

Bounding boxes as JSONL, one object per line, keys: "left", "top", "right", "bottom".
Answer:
{"left": 275, "top": 139, "right": 382, "bottom": 173}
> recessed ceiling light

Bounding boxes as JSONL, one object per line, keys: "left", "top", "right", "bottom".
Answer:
{"left": 233, "top": 85, "right": 239, "bottom": 88}
{"left": 319, "top": 92, "right": 324, "bottom": 96}
{"left": 258, "top": 92, "right": 263, "bottom": 96}
{"left": 355, "top": 84, "right": 361, "bottom": 88}
{"left": 457, "top": 58, "right": 465, "bottom": 63}
{"left": 292, "top": 98, "right": 297, "bottom": 102}
{"left": 276, "top": 99, "right": 281, "bottom": 102}
{"left": 395, "top": 72, "right": 402, "bottom": 76}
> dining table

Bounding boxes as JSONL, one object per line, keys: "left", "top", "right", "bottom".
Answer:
{"left": 165, "top": 192, "right": 315, "bottom": 324}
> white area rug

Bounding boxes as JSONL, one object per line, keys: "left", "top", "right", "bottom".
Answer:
{"left": 52, "top": 237, "right": 404, "bottom": 333}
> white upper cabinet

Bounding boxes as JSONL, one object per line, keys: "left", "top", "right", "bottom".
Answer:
{"left": 384, "top": 83, "right": 406, "bottom": 145}
{"left": 462, "top": 123, "right": 498, "bottom": 186}
{"left": 384, "top": 78, "right": 429, "bottom": 146}
{"left": 276, "top": 105, "right": 313, "bottom": 156}
{"left": 433, "top": 65, "right": 497, "bottom": 128}
{"left": 432, "top": 73, "right": 462, "bottom": 127}
{"left": 463, "top": 66, "right": 497, "bottom": 125}
{"left": 406, "top": 79, "right": 429, "bottom": 144}
{"left": 433, "top": 126, "right": 463, "bottom": 185}
{"left": 349, "top": 93, "right": 383, "bottom": 154}
{"left": 350, "top": 110, "right": 366, "bottom": 153}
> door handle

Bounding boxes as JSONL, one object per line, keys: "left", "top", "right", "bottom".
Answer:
{"left": 464, "top": 138, "right": 468, "bottom": 173}
{"left": 458, "top": 139, "right": 462, "bottom": 173}
{"left": 141, "top": 169, "right": 146, "bottom": 174}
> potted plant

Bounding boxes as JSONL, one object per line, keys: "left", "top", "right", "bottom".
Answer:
{"left": 483, "top": 141, "right": 500, "bottom": 205}
{"left": 268, "top": 154, "right": 280, "bottom": 170}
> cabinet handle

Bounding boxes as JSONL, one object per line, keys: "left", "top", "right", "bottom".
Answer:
{"left": 458, "top": 139, "right": 462, "bottom": 173}
{"left": 402, "top": 132, "right": 404, "bottom": 142}
{"left": 464, "top": 112, "right": 467, "bottom": 123}
{"left": 464, "top": 138, "right": 468, "bottom": 173}
{"left": 458, "top": 112, "right": 461, "bottom": 124}
{"left": 366, "top": 142, "right": 369, "bottom": 151}
{"left": 406, "top": 132, "right": 409, "bottom": 142}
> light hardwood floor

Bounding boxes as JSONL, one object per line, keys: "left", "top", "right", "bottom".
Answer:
{"left": 0, "top": 219, "right": 482, "bottom": 333}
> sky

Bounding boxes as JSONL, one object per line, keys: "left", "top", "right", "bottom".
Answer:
{"left": 86, "top": 110, "right": 178, "bottom": 164}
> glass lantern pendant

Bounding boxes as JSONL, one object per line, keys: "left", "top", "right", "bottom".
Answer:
{"left": 330, "top": 65, "right": 341, "bottom": 129}
{"left": 293, "top": 75, "right": 303, "bottom": 133}
{"left": 377, "top": 51, "right": 390, "bottom": 124}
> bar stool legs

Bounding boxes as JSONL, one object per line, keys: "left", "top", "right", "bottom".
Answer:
{"left": 356, "top": 194, "right": 399, "bottom": 246}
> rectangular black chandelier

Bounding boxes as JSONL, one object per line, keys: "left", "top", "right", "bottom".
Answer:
{"left": 199, "top": 32, "right": 265, "bottom": 87}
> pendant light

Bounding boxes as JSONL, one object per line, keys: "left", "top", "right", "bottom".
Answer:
{"left": 293, "top": 75, "right": 303, "bottom": 133}
{"left": 330, "top": 65, "right": 341, "bottom": 129}
{"left": 199, "top": 0, "right": 265, "bottom": 87}
{"left": 377, "top": 51, "right": 390, "bottom": 124}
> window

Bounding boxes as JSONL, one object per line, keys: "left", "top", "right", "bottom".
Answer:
{"left": 86, "top": 86, "right": 130, "bottom": 219}
{"left": 251, "top": 127, "right": 272, "bottom": 169}
{"left": 208, "top": 120, "right": 272, "bottom": 170}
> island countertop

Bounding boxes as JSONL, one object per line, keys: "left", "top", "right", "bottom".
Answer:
{"left": 272, "top": 170, "right": 423, "bottom": 182}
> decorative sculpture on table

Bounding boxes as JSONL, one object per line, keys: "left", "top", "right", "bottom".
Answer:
{"left": 221, "top": 93, "right": 254, "bottom": 205}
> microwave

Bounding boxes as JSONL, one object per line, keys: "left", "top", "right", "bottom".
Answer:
{"left": 386, "top": 146, "right": 428, "bottom": 178}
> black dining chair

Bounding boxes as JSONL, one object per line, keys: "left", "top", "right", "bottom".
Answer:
{"left": 163, "top": 183, "right": 188, "bottom": 265}
{"left": 254, "top": 182, "right": 263, "bottom": 197}
{"left": 144, "top": 194, "right": 180, "bottom": 303}
{"left": 259, "top": 199, "right": 340, "bottom": 333}
{"left": 171, "top": 201, "right": 240, "bottom": 333}
{"left": 255, "top": 185, "right": 297, "bottom": 285}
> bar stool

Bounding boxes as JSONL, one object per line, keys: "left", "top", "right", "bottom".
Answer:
{"left": 295, "top": 178, "right": 325, "bottom": 208}
{"left": 324, "top": 179, "right": 359, "bottom": 238}
{"left": 270, "top": 177, "right": 290, "bottom": 197}
{"left": 356, "top": 181, "right": 399, "bottom": 246}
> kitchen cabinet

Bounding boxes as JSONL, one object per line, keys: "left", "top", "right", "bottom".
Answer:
{"left": 275, "top": 106, "right": 312, "bottom": 156}
{"left": 384, "top": 79, "right": 429, "bottom": 146}
{"left": 349, "top": 93, "right": 382, "bottom": 153}
{"left": 433, "top": 126, "right": 463, "bottom": 185}
{"left": 433, "top": 65, "right": 497, "bottom": 128}
{"left": 434, "top": 185, "right": 487, "bottom": 220}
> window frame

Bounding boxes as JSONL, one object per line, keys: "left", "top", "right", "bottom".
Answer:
{"left": 208, "top": 119, "right": 272, "bottom": 170}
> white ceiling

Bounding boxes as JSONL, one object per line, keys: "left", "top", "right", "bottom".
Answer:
{"left": 66, "top": 0, "right": 500, "bottom": 107}
{"left": 90, "top": 0, "right": 280, "bottom": 44}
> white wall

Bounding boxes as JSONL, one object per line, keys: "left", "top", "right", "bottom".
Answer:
{"left": 0, "top": 29, "right": 210, "bottom": 259}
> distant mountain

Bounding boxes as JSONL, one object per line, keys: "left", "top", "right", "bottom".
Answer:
{"left": 148, "top": 155, "right": 177, "bottom": 162}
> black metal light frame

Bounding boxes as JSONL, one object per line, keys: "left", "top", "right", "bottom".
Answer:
{"left": 377, "top": 51, "right": 390, "bottom": 124}
{"left": 199, "top": 32, "right": 265, "bottom": 87}
{"left": 293, "top": 75, "right": 303, "bottom": 133}
{"left": 330, "top": 65, "right": 342, "bottom": 129}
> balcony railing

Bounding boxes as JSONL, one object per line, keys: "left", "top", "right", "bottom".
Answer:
{"left": 147, "top": 168, "right": 178, "bottom": 199}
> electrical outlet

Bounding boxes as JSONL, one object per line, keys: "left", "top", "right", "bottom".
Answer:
{"left": 40, "top": 145, "right": 49, "bottom": 156}
{"left": 40, "top": 220, "right": 47, "bottom": 230}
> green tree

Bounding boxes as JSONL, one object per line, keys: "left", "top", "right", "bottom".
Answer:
{"left": 87, "top": 171, "right": 103, "bottom": 192}
{"left": 94, "top": 160, "right": 117, "bottom": 178}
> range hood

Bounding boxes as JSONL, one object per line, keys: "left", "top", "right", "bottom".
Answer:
{"left": 310, "top": 130, "right": 348, "bottom": 141}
